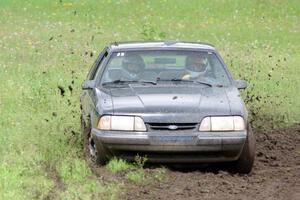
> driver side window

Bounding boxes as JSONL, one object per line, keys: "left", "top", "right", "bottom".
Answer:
{"left": 86, "top": 47, "right": 108, "bottom": 80}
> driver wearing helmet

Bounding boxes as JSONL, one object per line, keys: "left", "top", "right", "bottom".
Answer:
{"left": 122, "top": 54, "right": 145, "bottom": 80}
{"left": 182, "top": 53, "right": 208, "bottom": 80}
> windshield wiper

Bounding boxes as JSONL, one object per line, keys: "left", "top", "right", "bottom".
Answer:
{"left": 193, "top": 80, "right": 213, "bottom": 87}
{"left": 102, "top": 80, "right": 157, "bottom": 85}
{"left": 165, "top": 78, "right": 213, "bottom": 87}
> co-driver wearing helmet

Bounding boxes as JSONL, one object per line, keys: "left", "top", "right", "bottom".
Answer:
{"left": 182, "top": 53, "right": 208, "bottom": 80}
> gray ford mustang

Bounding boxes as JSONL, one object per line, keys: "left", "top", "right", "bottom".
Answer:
{"left": 80, "top": 41, "right": 255, "bottom": 173}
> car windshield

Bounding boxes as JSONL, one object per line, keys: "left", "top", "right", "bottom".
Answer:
{"left": 100, "top": 50, "right": 231, "bottom": 86}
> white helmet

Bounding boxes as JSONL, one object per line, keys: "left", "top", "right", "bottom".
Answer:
{"left": 185, "top": 53, "right": 208, "bottom": 77}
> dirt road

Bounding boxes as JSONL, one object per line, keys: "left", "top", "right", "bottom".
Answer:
{"left": 90, "top": 125, "right": 300, "bottom": 200}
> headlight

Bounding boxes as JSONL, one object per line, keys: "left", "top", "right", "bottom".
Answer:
{"left": 199, "top": 116, "right": 245, "bottom": 131}
{"left": 97, "top": 116, "right": 147, "bottom": 131}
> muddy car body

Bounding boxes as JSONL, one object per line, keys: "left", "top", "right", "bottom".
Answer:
{"left": 80, "top": 41, "right": 255, "bottom": 173}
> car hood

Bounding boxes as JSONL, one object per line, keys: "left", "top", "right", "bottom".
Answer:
{"left": 95, "top": 85, "right": 246, "bottom": 123}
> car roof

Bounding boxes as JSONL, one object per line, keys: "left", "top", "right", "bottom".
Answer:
{"left": 108, "top": 41, "right": 216, "bottom": 51}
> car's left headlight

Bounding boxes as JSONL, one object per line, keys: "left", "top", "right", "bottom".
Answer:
{"left": 199, "top": 116, "right": 245, "bottom": 131}
{"left": 97, "top": 115, "right": 147, "bottom": 131}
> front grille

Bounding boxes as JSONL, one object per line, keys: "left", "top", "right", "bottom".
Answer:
{"left": 147, "top": 123, "right": 198, "bottom": 131}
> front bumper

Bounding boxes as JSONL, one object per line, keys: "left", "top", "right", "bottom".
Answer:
{"left": 92, "top": 128, "right": 247, "bottom": 163}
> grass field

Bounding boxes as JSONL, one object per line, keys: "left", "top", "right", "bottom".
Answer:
{"left": 0, "top": 0, "right": 299, "bottom": 199}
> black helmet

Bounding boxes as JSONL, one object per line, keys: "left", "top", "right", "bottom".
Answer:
{"left": 122, "top": 54, "right": 145, "bottom": 74}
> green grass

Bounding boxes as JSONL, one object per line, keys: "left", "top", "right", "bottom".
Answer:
{"left": 152, "top": 167, "right": 167, "bottom": 182}
{"left": 106, "top": 158, "right": 135, "bottom": 173}
{"left": 107, "top": 157, "right": 167, "bottom": 184}
{"left": 125, "top": 166, "right": 167, "bottom": 184}
{"left": 125, "top": 170, "right": 145, "bottom": 184}
{"left": 0, "top": 0, "right": 299, "bottom": 199}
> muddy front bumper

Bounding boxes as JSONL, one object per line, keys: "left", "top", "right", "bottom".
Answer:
{"left": 91, "top": 128, "right": 247, "bottom": 163}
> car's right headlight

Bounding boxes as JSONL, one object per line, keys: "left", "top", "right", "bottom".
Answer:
{"left": 97, "top": 115, "right": 147, "bottom": 131}
{"left": 199, "top": 116, "right": 245, "bottom": 131}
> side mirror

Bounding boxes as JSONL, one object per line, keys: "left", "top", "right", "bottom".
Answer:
{"left": 234, "top": 80, "right": 247, "bottom": 89}
{"left": 82, "top": 80, "right": 96, "bottom": 90}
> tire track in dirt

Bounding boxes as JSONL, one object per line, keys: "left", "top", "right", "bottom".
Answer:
{"left": 87, "top": 124, "right": 300, "bottom": 200}
{"left": 42, "top": 163, "right": 66, "bottom": 200}
{"left": 122, "top": 125, "right": 300, "bottom": 200}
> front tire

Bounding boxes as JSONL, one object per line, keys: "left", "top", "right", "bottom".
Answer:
{"left": 81, "top": 116, "right": 107, "bottom": 165}
{"left": 233, "top": 126, "right": 256, "bottom": 174}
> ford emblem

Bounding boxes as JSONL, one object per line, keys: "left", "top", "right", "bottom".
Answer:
{"left": 168, "top": 125, "right": 178, "bottom": 130}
